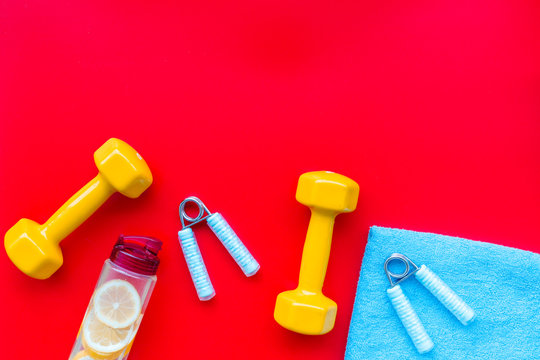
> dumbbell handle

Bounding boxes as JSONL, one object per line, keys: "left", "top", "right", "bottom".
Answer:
{"left": 298, "top": 210, "right": 336, "bottom": 293}
{"left": 40, "top": 173, "right": 115, "bottom": 244}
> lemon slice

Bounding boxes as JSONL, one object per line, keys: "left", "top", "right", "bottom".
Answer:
{"left": 83, "top": 310, "right": 135, "bottom": 354}
{"left": 72, "top": 350, "right": 93, "bottom": 360}
{"left": 93, "top": 279, "right": 141, "bottom": 329}
{"left": 83, "top": 339, "right": 124, "bottom": 359}
{"left": 81, "top": 330, "right": 127, "bottom": 359}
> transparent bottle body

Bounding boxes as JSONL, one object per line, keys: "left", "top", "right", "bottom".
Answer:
{"left": 68, "top": 259, "right": 157, "bottom": 360}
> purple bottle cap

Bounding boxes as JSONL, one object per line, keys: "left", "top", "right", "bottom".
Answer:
{"left": 110, "top": 235, "right": 162, "bottom": 275}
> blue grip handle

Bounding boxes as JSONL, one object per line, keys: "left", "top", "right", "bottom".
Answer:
{"left": 415, "top": 265, "right": 476, "bottom": 325}
{"left": 178, "top": 228, "right": 215, "bottom": 301}
{"left": 207, "top": 213, "right": 260, "bottom": 276}
{"left": 387, "top": 285, "right": 434, "bottom": 354}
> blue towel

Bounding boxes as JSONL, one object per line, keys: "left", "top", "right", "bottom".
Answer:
{"left": 345, "top": 226, "right": 540, "bottom": 360}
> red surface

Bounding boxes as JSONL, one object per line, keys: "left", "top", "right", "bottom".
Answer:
{"left": 1, "top": 1, "right": 539, "bottom": 359}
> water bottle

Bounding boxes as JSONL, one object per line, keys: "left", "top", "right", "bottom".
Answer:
{"left": 69, "top": 235, "right": 162, "bottom": 360}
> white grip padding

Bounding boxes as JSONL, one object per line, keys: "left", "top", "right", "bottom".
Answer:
{"left": 415, "top": 265, "right": 476, "bottom": 325}
{"left": 178, "top": 228, "right": 215, "bottom": 301}
{"left": 207, "top": 213, "right": 260, "bottom": 276}
{"left": 387, "top": 285, "right": 434, "bottom": 354}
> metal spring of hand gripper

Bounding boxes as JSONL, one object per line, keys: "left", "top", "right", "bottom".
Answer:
{"left": 178, "top": 196, "right": 260, "bottom": 301}
{"left": 384, "top": 253, "right": 476, "bottom": 354}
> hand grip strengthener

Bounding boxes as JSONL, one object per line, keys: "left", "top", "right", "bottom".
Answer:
{"left": 384, "top": 253, "right": 476, "bottom": 354}
{"left": 178, "top": 196, "right": 260, "bottom": 301}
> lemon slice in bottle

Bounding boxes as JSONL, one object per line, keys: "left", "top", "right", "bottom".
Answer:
{"left": 82, "top": 336, "right": 125, "bottom": 360}
{"left": 93, "top": 279, "right": 141, "bottom": 329}
{"left": 73, "top": 349, "right": 118, "bottom": 360}
{"left": 72, "top": 350, "right": 94, "bottom": 360}
{"left": 83, "top": 309, "right": 135, "bottom": 354}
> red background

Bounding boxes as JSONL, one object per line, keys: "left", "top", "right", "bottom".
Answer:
{"left": 1, "top": 0, "right": 539, "bottom": 359}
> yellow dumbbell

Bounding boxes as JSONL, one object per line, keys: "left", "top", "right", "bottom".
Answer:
{"left": 274, "top": 171, "right": 359, "bottom": 335}
{"left": 4, "top": 138, "right": 152, "bottom": 279}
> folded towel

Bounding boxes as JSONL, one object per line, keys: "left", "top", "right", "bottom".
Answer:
{"left": 345, "top": 226, "right": 540, "bottom": 360}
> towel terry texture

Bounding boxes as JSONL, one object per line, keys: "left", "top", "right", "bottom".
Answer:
{"left": 345, "top": 226, "right": 540, "bottom": 360}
